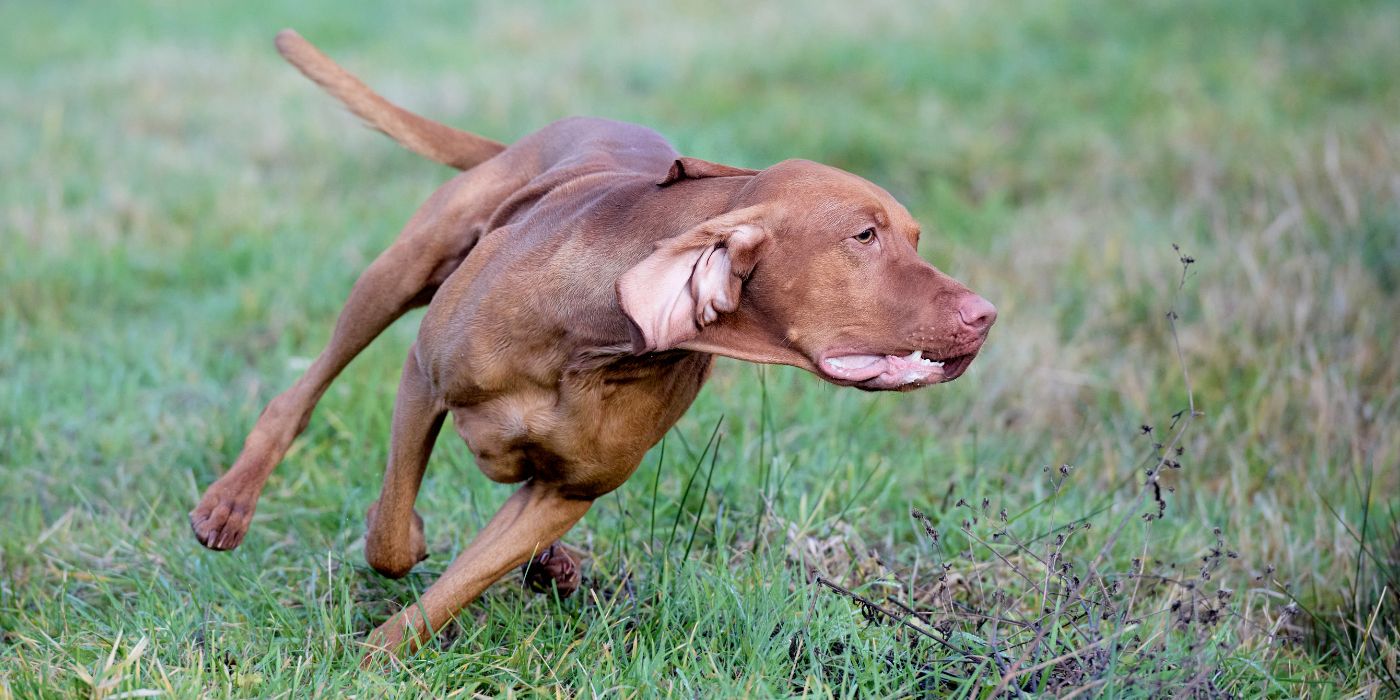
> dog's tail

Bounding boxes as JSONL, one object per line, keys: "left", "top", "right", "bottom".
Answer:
{"left": 274, "top": 29, "right": 505, "bottom": 170}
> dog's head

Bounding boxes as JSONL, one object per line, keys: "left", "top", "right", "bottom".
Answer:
{"left": 618, "top": 158, "right": 994, "bottom": 391}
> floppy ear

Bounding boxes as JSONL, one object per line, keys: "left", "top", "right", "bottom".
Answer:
{"left": 658, "top": 157, "right": 759, "bottom": 187}
{"left": 617, "top": 206, "right": 770, "bottom": 353}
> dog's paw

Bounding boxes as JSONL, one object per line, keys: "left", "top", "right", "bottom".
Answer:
{"left": 360, "top": 621, "right": 410, "bottom": 670}
{"left": 522, "top": 542, "right": 582, "bottom": 598}
{"left": 364, "top": 504, "right": 428, "bottom": 578}
{"left": 189, "top": 487, "right": 256, "bottom": 551}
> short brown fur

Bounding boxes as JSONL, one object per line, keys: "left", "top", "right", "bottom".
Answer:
{"left": 190, "top": 30, "right": 996, "bottom": 662}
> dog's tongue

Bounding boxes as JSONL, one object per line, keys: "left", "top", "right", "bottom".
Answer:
{"left": 823, "top": 354, "right": 888, "bottom": 381}
{"left": 823, "top": 351, "right": 945, "bottom": 385}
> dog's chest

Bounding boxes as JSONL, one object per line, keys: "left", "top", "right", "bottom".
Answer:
{"left": 445, "top": 352, "right": 715, "bottom": 496}
{"left": 449, "top": 388, "right": 564, "bottom": 484}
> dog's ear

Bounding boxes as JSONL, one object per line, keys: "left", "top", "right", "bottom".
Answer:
{"left": 658, "top": 157, "right": 758, "bottom": 187}
{"left": 617, "top": 205, "right": 770, "bottom": 353}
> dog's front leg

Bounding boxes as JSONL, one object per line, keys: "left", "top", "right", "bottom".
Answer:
{"left": 360, "top": 481, "right": 593, "bottom": 665}
{"left": 364, "top": 344, "right": 445, "bottom": 578}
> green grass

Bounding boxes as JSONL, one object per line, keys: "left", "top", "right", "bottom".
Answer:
{"left": 3, "top": 0, "right": 1398, "bottom": 696}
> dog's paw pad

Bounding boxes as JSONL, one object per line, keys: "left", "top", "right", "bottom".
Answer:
{"left": 522, "top": 543, "right": 582, "bottom": 598}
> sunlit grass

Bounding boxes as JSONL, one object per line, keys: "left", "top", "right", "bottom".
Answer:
{"left": 2, "top": 0, "right": 1397, "bottom": 696}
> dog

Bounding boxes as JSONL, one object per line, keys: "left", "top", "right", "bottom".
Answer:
{"left": 190, "top": 30, "right": 996, "bottom": 660}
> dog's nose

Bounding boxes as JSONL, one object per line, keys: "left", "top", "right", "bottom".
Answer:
{"left": 958, "top": 295, "right": 997, "bottom": 332}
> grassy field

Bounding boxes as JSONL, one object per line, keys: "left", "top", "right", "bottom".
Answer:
{"left": 3, "top": 0, "right": 1399, "bottom": 696}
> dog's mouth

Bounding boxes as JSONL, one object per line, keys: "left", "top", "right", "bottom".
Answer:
{"left": 818, "top": 348, "right": 979, "bottom": 391}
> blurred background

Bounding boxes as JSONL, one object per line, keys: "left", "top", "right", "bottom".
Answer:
{"left": 2, "top": 0, "right": 1397, "bottom": 695}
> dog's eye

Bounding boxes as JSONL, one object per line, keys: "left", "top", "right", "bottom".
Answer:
{"left": 853, "top": 227, "right": 876, "bottom": 244}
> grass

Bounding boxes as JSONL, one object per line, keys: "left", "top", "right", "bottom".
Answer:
{"left": 2, "top": 0, "right": 1398, "bottom": 696}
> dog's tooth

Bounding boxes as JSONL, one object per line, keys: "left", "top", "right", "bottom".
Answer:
{"left": 905, "top": 350, "right": 922, "bottom": 362}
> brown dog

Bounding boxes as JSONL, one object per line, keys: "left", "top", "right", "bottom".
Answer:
{"left": 190, "top": 30, "right": 996, "bottom": 659}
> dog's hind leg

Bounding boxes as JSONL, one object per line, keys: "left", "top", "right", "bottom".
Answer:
{"left": 190, "top": 167, "right": 517, "bottom": 551}
{"left": 190, "top": 240, "right": 441, "bottom": 551}
{"left": 363, "top": 344, "right": 444, "bottom": 577}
